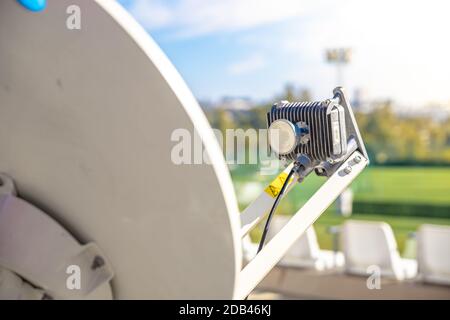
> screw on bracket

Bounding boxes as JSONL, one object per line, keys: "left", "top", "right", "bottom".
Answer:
{"left": 91, "top": 256, "right": 105, "bottom": 270}
{"left": 344, "top": 166, "right": 352, "bottom": 174}
{"left": 41, "top": 293, "right": 54, "bottom": 300}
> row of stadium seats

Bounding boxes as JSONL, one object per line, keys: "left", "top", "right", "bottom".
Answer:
{"left": 243, "top": 217, "right": 450, "bottom": 286}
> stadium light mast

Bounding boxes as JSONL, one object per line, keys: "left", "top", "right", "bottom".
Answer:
{"left": 326, "top": 48, "right": 352, "bottom": 86}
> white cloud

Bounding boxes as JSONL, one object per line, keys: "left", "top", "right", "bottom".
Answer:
{"left": 123, "top": 0, "right": 303, "bottom": 37}
{"left": 228, "top": 54, "right": 267, "bottom": 75}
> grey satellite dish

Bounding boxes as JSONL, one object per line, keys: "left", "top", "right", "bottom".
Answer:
{"left": 0, "top": 0, "right": 370, "bottom": 300}
{"left": 0, "top": 0, "right": 242, "bottom": 299}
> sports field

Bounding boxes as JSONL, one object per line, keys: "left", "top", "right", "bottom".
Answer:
{"left": 232, "top": 166, "right": 450, "bottom": 254}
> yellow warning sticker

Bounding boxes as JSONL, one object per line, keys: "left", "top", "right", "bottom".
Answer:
{"left": 264, "top": 171, "right": 293, "bottom": 198}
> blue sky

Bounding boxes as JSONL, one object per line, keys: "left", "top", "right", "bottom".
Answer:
{"left": 118, "top": 0, "right": 450, "bottom": 108}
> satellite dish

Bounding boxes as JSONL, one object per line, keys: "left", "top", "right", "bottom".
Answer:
{"left": 0, "top": 0, "right": 241, "bottom": 299}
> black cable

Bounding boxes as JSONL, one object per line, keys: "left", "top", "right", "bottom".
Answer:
{"left": 244, "top": 166, "right": 297, "bottom": 301}
{"left": 257, "top": 166, "right": 297, "bottom": 253}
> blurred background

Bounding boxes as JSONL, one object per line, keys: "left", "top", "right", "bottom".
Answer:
{"left": 119, "top": 0, "right": 450, "bottom": 259}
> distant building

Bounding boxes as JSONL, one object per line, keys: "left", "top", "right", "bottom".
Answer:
{"left": 219, "top": 96, "right": 254, "bottom": 111}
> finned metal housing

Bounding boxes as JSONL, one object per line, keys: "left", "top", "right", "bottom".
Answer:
{"left": 267, "top": 87, "right": 369, "bottom": 176}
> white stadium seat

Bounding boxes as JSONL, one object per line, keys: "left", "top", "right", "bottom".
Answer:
{"left": 266, "top": 216, "right": 344, "bottom": 270}
{"left": 341, "top": 220, "right": 417, "bottom": 280}
{"left": 242, "top": 235, "right": 258, "bottom": 262}
{"left": 417, "top": 224, "right": 450, "bottom": 286}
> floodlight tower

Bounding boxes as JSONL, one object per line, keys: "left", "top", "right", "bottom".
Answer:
{"left": 326, "top": 48, "right": 352, "bottom": 87}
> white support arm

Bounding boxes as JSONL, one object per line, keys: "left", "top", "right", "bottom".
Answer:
{"left": 236, "top": 151, "right": 368, "bottom": 299}
{"left": 240, "top": 163, "right": 297, "bottom": 237}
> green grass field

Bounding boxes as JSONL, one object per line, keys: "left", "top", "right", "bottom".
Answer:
{"left": 351, "top": 167, "right": 450, "bottom": 205}
{"left": 232, "top": 166, "right": 450, "bottom": 254}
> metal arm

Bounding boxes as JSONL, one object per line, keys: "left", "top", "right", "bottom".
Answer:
{"left": 236, "top": 150, "right": 368, "bottom": 299}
